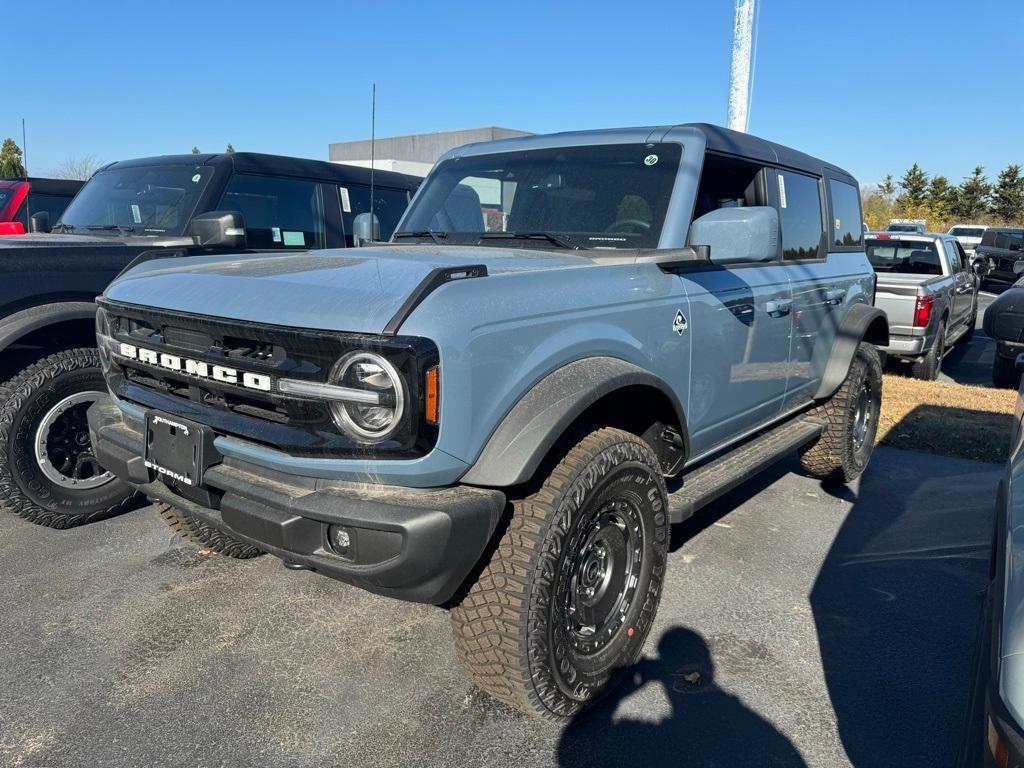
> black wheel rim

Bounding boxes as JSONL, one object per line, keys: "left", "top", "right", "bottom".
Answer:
{"left": 34, "top": 391, "right": 114, "bottom": 489}
{"left": 556, "top": 497, "right": 644, "bottom": 656}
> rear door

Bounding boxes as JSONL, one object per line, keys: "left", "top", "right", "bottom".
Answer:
{"left": 778, "top": 172, "right": 867, "bottom": 411}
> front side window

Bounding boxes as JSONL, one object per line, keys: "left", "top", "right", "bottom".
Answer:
{"left": 828, "top": 179, "right": 863, "bottom": 248}
{"left": 219, "top": 174, "right": 325, "bottom": 250}
{"left": 866, "top": 238, "right": 942, "bottom": 275}
{"left": 777, "top": 170, "right": 824, "bottom": 260}
{"left": 945, "top": 240, "right": 962, "bottom": 271}
{"left": 343, "top": 185, "right": 410, "bottom": 244}
{"left": 398, "top": 143, "right": 682, "bottom": 250}
{"left": 58, "top": 165, "right": 214, "bottom": 235}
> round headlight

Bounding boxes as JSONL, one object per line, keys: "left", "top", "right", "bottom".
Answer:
{"left": 329, "top": 352, "right": 405, "bottom": 442}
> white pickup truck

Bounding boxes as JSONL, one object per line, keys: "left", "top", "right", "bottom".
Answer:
{"left": 868, "top": 232, "right": 983, "bottom": 379}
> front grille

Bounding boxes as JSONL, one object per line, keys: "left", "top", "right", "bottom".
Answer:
{"left": 98, "top": 299, "right": 439, "bottom": 459}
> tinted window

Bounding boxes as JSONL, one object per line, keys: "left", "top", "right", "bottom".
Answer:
{"left": 399, "top": 143, "right": 682, "bottom": 250}
{"left": 219, "top": 174, "right": 325, "bottom": 250}
{"left": 828, "top": 179, "right": 862, "bottom": 248}
{"left": 866, "top": 239, "right": 942, "bottom": 275}
{"left": 778, "top": 170, "right": 823, "bottom": 260}
{"left": 25, "top": 192, "right": 73, "bottom": 224}
{"left": 950, "top": 227, "right": 985, "bottom": 238}
{"left": 945, "top": 240, "right": 962, "bottom": 271}
{"left": 343, "top": 185, "right": 409, "bottom": 245}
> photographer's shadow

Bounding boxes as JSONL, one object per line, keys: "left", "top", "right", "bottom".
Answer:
{"left": 557, "top": 626, "right": 806, "bottom": 767}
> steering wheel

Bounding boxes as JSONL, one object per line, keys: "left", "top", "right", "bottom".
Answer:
{"left": 605, "top": 219, "right": 651, "bottom": 234}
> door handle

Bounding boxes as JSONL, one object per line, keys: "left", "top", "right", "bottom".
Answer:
{"left": 766, "top": 300, "right": 792, "bottom": 317}
{"left": 824, "top": 288, "right": 846, "bottom": 305}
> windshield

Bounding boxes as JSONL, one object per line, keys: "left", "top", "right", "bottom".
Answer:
{"left": 950, "top": 227, "right": 985, "bottom": 238}
{"left": 397, "top": 143, "right": 682, "bottom": 249}
{"left": 866, "top": 238, "right": 942, "bottom": 275}
{"left": 57, "top": 164, "right": 214, "bottom": 236}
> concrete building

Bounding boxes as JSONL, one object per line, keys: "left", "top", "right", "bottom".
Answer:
{"left": 328, "top": 126, "right": 532, "bottom": 177}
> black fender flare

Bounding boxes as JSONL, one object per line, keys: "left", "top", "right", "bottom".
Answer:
{"left": 813, "top": 303, "right": 889, "bottom": 400}
{"left": 0, "top": 301, "right": 98, "bottom": 355}
{"left": 459, "top": 356, "right": 688, "bottom": 488}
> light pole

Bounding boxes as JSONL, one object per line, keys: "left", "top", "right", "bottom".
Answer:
{"left": 727, "top": 0, "right": 757, "bottom": 133}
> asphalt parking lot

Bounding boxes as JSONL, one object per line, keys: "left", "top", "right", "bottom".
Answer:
{"left": 0, "top": 293, "right": 1007, "bottom": 768}
{"left": 0, "top": 443, "right": 997, "bottom": 768}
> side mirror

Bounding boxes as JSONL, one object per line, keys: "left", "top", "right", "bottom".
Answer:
{"left": 29, "top": 211, "right": 50, "bottom": 233}
{"left": 688, "top": 206, "right": 779, "bottom": 264}
{"left": 974, "top": 260, "right": 990, "bottom": 277}
{"left": 191, "top": 211, "right": 246, "bottom": 249}
{"left": 352, "top": 212, "right": 380, "bottom": 248}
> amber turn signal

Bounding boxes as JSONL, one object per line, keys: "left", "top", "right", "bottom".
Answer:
{"left": 425, "top": 367, "right": 440, "bottom": 425}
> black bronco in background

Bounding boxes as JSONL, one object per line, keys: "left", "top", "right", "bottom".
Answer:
{"left": 0, "top": 151, "right": 419, "bottom": 528}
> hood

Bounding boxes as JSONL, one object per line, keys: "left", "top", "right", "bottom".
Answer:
{"left": 0, "top": 232, "right": 129, "bottom": 248}
{"left": 104, "top": 244, "right": 598, "bottom": 334}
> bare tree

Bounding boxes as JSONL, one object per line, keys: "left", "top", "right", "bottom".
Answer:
{"left": 51, "top": 154, "right": 103, "bottom": 180}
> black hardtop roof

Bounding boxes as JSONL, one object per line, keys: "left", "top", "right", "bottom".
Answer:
{"left": 0, "top": 177, "right": 84, "bottom": 195}
{"left": 683, "top": 123, "right": 858, "bottom": 185}
{"left": 99, "top": 152, "right": 421, "bottom": 190}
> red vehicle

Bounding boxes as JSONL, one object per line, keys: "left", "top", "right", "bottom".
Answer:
{"left": 0, "top": 177, "right": 84, "bottom": 235}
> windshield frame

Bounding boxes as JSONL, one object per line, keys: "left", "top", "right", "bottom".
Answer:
{"left": 56, "top": 162, "right": 218, "bottom": 237}
{"left": 395, "top": 142, "right": 683, "bottom": 251}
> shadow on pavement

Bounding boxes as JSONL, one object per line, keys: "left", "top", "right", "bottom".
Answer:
{"left": 556, "top": 626, "right": 806, "bottom": 767}
{"left": 810, "top": 439, "right": 996, "bottom": 765}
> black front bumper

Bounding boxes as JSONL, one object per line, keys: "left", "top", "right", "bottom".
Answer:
{"left": 87, "top": 398, "right": 506, "bottom": 604}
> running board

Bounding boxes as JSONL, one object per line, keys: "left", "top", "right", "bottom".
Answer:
{"left": 667, "top": 418, "right": 824, "bottom": 524}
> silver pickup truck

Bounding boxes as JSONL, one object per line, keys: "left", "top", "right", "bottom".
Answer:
{"left": 868, "top": 232, "right": 982, "bottom": 379}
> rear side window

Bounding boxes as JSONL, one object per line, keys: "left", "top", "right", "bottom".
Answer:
{"left": 866, "top": 239, "right": 942, "bottom": 275}
{"left": 945, "top": 240, "right": 962, "bottom": 271}
{"left": 777, "top": 170, "right": 824, "bottom": 260}
{"left": 219, "top": 174, "right": 325, "bottom": 250}
{"left": 343, "top": 185, "right": 410, "bottom": 244}
{"left": 828, "top": 179, "right": 862, "bottom": 248}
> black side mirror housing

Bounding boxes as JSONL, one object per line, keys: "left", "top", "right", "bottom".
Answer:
{"left": 974, "top": 260, "right": 990, "bottom": 277}
{"left": 191, "top": 211, "right": 246, "bottom": 249}
{"left": 29, "top": 211, "right": 50, "bottom": 234}
{"left": 352, "top": 212, "right": 380, "bottom": 248}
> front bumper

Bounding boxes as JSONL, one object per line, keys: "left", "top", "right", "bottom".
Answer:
{"left": 88, "top": 398, "right": 506, "bottom": 604}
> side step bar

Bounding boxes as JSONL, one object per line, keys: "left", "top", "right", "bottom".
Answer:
{"left": 667, "top": 417, "right": 824, "bottom": 524}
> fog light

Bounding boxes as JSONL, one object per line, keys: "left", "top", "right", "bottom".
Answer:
{"left": 328, "top": 525, "right": 353, "bottom": 556}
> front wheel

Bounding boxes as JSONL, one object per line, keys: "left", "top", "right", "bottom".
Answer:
{"left": 450, "top": 427, "right": 669, "bottom": 719}
{"left": 0, "top": 349, "right": 135, "bottom": 528}
{"left": 800, "top": 342, "right": 883, "bottom": 484}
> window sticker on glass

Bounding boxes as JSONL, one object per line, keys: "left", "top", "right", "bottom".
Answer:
{"left": 271, "top": 226, "right": 282, "bottom": 243}
{"left": 644, "top": 154, "right": 659, "bottom": 166}
{"left": 339, "top": 187, "right": 351, "bottom": 213}
{"left": 130, "top": 204, "right": 142, "bottom": 224}
{"left": 283, "top": 231, "right": 305, "bottom": 246}
{"left": 777, "top": 174, "right": 787, "bottom": 209}
{"left": 192, "top": 174, "right": 201, "bottom": 183}
{"left": 835, "top": 217, "right": 842, "bottom": 231}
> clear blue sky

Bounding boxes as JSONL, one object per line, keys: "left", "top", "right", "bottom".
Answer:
{"left": 4, "top": 0, "right": 1021, "bottom": 186}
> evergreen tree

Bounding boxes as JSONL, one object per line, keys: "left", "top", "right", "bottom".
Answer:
{"left": 992, "top": 164, "right": 1024, "bottom": 224}
{"left": 878, "top": 174, "right": 896, "bottom": 199}
{"left": 953, "top": 166, "right": 991, "bottom": 220}
{"left": 191, "top": 146, "right": 201, "bottom": 155}
{"left": 225, "top": 143, "right": 235, "bottom": 154}
{"left": 0, "top": 138, "right": 27, "bottom": 178}
{"left": 927, "top": 175, "right": 956, "bottom": 221}
{"left": 898, "top": 163, "right": 929, "bottom": 207}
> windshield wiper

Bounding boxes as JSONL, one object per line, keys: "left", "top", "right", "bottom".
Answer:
{"left": 479, "top": 231, "right": 584, "bottom": 250}
{"left": 393, "top": 230, "right": 448, "bottom": 245}
{"left": 86, "top": 224, "right": 137, "bottom": 234}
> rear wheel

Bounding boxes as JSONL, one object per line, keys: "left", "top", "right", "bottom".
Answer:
{"left": 155, "top": 501, "right": 263, "bottom": 559}
{"left": 450, "top": 427, "right": 669, "bottom": 719}
{"left": 911, "top": 320, "right": 947, "bottom": 380}
{"left": 800, "top": 342, "right": 882, "bottom": 483}
{"left": 0, "top": 349, "right": 135, "bottom": 528}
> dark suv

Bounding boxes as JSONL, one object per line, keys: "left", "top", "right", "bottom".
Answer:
{"left": 0, "top": 151, "right": 420, "bottom": 529}
{"left": 0, "top": 177, "right": 84, "bottom": 235}
{"left": 976, "top": 228, "right": 1024, "bottom": 287}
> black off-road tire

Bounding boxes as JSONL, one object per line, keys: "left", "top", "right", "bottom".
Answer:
{"left": 450, "top": 427, "right": 669, "bottom": 719}
{"left": 800, "top": 342, "right": 883, "bottom": 484}
{"left": 155, "top": 501, "right": 263, "bottom": 559}
{"left": 0, "top": 348, "right": 135, "bottom": 528}
{"left": 993, "top": 354, "right": 1020, "bottom": 389}
{"left": 911, "top": 321, "right": 947, "bottom": 380}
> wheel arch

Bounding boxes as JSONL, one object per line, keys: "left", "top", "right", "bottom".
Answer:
{"left": 0, "top": 301, "right": 98, "bottom": 355}
{"left": 459, "top": 356, "right": 688, "bottom": 488}
{"left": 812, "top": 303, "right": 889, "bottom": 401}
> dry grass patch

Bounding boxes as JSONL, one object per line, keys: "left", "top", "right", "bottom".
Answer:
{"left": 878, "top": 374, "right": 1017, "bottom": 464}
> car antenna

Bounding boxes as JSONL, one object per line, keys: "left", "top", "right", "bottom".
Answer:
{"left": 369, "top": 82, "right": 376, "bottom": 228}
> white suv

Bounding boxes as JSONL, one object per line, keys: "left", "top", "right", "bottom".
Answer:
{"left": 948, "top": 224, "right": 988, "bottom": 258}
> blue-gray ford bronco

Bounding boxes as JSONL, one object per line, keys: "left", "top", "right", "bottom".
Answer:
{"left": 87, "top": 124, "right": 889, "bottom": 718}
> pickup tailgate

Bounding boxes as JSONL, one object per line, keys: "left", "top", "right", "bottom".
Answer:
{"left": 874, "top": 273, "right": 949, "bottom": 335}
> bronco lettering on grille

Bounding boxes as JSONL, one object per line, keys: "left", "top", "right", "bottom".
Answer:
{"left": 117, "top": 342, "right": 272, "bottom": 392}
